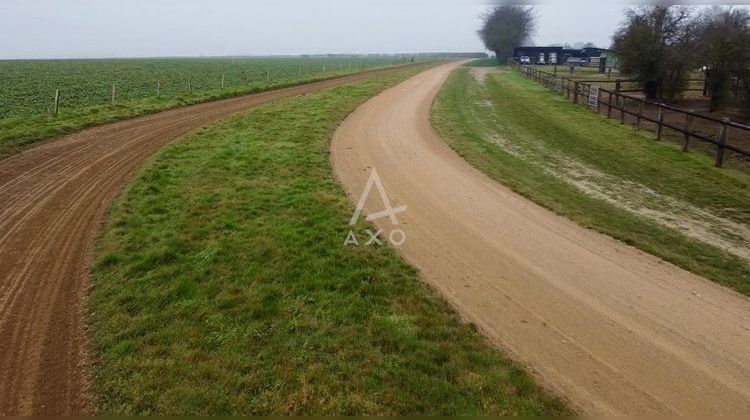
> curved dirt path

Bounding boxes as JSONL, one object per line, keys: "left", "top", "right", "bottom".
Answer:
{"left": 0, "top": 66, "right": 418, "bottom": 416}
{"left": 331, "top": 62, "right": 750, "bottom": 415}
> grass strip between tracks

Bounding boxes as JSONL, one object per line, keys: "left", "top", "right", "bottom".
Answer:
{"left": 432, "top": 67, "right": 750, "bottom": 296}
{"left": 89, "top": 65, "right": 571, "bottom": 415}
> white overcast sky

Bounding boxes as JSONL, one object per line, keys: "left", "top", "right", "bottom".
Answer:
{"left": 0, "top": 0, "right": 645, "bottom": 59}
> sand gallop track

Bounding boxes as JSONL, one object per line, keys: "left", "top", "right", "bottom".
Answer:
{"left": 0, "top": 66, "right": 417, "bottom": 416}
{"left": 331, "top": 61, "right": 750, "bottom": 415}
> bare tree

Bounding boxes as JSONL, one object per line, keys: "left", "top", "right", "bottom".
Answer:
{"left": 612, "top": 6, "right": 696, "bottom": 100}
{"left": 696, "top": 7, "right": 750, "bottom": 112}
{"left": 479, "top": 6, "right": 536, "bottom": 64}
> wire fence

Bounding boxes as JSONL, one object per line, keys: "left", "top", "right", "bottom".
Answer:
{"left": 0, "top": 57, "right": 413, "bottom": 118}
{"left": 511, "top": 62, "right": 750, "bottom": 168}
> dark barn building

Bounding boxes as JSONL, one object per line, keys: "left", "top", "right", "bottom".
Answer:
{"left": 562, "top": 48, "right": 586, "bottom": 60}
{"left": 513, "top": 46, "right": 563, "bottom": 65}
{"left": 513, "top": 46, "right": 615, "bottom": 68}
{"left": 580, "top": 47, "right": 609, "bottom": 58}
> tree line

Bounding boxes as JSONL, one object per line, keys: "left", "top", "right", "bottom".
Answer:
{"left": 479, "top": 5, "right": 750, "bottom": 113}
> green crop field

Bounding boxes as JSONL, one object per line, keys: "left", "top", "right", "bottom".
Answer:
{"left": 0, "top": 56, "right": 420, "bottom": 158}
{"left": 0, "top": 56, "right": 410, "bottom": 118}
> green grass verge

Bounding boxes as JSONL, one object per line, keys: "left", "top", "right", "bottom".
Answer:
{"left": 90, "top": 65, "right": 570, "bottom": 415}
{"left": 0, "top": 65, "right": 413, "bottom": 160}
{"left": 431, "top": 69, "right": 750, "bottom": 296}
{"left": 467, "top": 58, "right": 501, "bottom": 67}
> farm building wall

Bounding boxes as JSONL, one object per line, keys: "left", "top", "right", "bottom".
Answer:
{"left": 513, "top": 47, "right": 564, "bottom": 65}
{"left": 515, "top": 46, "right": 615, "bottom": 67}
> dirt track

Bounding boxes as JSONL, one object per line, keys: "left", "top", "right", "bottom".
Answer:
{"left": 331, "top": 62, "right": 750, "bottom": 415}
{"left": 0, "top": 66, "right": 415, "bottom": 415}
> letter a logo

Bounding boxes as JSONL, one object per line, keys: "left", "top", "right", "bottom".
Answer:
{"left": 350, "top": 168, "right": 407, "bottom": 226}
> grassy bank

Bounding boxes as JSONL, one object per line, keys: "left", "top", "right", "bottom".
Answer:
{"left": 0, "top": 62, "right": 411, "bottom": 160}
{"left": 89, "top": 66, "right": 570, "bottom": 415}
{"left": 468, "top": 58, "right": 500, "bottom": 67}
{"left": 432, "top": 68, "right": 750, "bottom": 295}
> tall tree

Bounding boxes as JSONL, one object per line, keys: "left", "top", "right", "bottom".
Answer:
{"left": 479, "top": 6, "right": 535, "bottom": 64}
{"left": 612, "top": 6, "right": 696, "bottom": 100}
{"left": 696, "top": 7, "right": 750, "bottom": 111}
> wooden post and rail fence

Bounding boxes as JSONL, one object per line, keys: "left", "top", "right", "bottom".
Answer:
{"left": 510, "top": 62, "right": 750, "bottom": 168}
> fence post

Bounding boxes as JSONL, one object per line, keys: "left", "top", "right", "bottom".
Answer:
{"left": 682, "top": 110, "right": 694, "bottom": 151}
{"left": 53, "top": 88, "right": 60, "bottom": 116}
{"left": 607, "top": 67, "right": 612, "bottom": 79}
{"left": 715, "top": 118, "right": 730, "bottom": 167}
{"left": 111, "top": 83, "right": 116, "bottom": 106}
{"left": 636, "top": 101, "right": 643, "bottom": 130}
{"left": 703, "top": 74, "right": 709, "bottom": 97}
{"left": 619, "top": 96, "right": 625, "bottom": 124}
{"left": 607, "top": 91, "right": 613, "bottom": 119}
{"left": 221, "top": 73, "right": 225, "bottom": 89}
{"left": 615, "top": 80, "right": 621, "bottom": 93}
{"left": 554, "top": 65, "right": 557, "bottom": 75}
{"left": 573, "top": 82, "right": 579, "bottom": 104}
{"left": 266, "top": 70, "right": 270, "bottom": 82}
{"left": 656, "top": 105, "right": 664, "bottom": 140}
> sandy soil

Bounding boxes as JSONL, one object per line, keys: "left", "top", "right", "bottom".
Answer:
{"left": 468, "top": 66, "right": 505, "bottom": 84}
{"left": 0, "top": 66, "right": 417, "bottom": 416}
{"left": 330, "top": 62, "right": 750, "bottom": 415}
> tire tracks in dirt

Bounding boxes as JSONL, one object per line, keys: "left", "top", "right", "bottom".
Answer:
{"left": 0, "top": 65, "right": 417, "bottom": 415}
{"left": 330, "top": 62, "right": 750, "bottom": 415}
